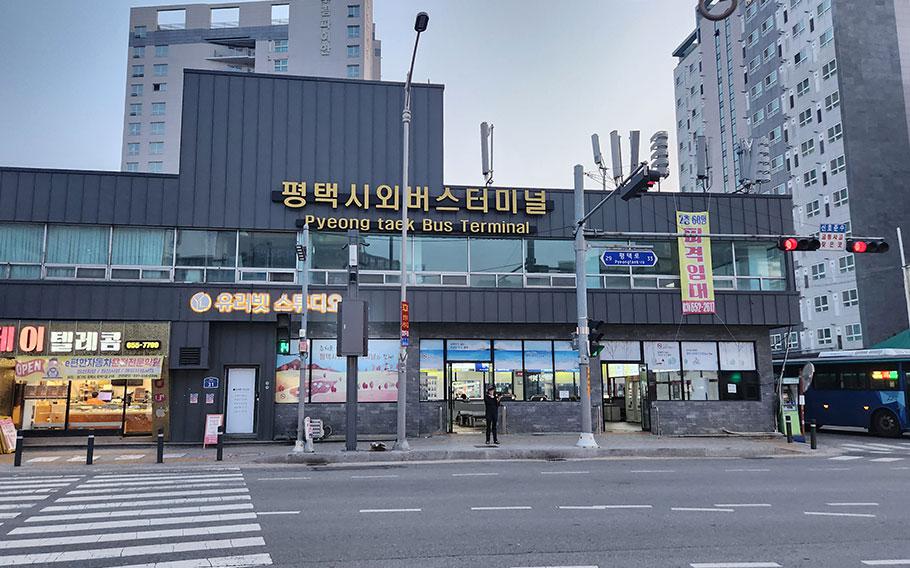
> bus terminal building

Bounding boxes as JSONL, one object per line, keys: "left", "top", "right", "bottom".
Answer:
{"left": 0, "top": 70, "right": 799, "bottom": 442}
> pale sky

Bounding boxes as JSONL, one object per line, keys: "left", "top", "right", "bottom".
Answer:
{"left": 0, "top": 0, "right": 696, "bottom": 191}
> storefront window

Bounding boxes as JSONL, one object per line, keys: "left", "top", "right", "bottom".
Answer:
{"left": 735, "top": 243, "right": 784, "bottom": 278}
{"left": 361, "top": 235, "right": 401, "bottom": 271}
{"left": 312, "top": 233, "right": 348, "bottom": 269}
{"left": 175, "top": 229, "right": 236, "bottom": 266}
{"left": 630, "top": 241, "right": 677, "bottom": 276}
{"left": 112, "top": 227, "right": 174, "bottom": 266}
{"left": 470, "top": 239, "right": 523, "bottom": 273}
{"left": 238, "top": 231, "right": 295, "bottom": 268}
{"left": 275, "top": 339, "right": 307, "bottom": 404}
{"left": 712, "top": 242, "right": 735, "bottom": 276}
{"left": 523, "top": 340, "right": 554, "bottom": 400}
{"left": 0, "top": 223, "right": 43, "bottom": 279}
{"left": 682, "top": 342, "right": 720, "bottom": 401}
{"left": 419, "top": 340, "right": 444, "bottom": 401}
{"left": 553, "top": 340, "right": 579, "bottom": 400}
{"left": 525, "top": 240, "right": 573, "bottom": 273}
{"left": 493, "top": 340, "right": 523, "bottom": 400}
{"left": 645, "top": 341, "right": 683, "bottom": 400}
{"left": 412, "top": 237, "right": 468, "bottom": 272}
{"left": 310, "top": 339, "right": 345, "bottom": 403}
{"left": 46, "top": 225, "right": 109, "bottom": 265}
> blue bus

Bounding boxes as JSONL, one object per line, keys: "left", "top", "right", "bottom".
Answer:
{"left": 775, "top": 349, "right": 910, "bottom": 437}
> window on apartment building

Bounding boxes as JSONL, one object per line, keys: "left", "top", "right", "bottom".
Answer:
{"left": 830, "top": 155, "right": 846, "bottom": 175}
{"left": 132, "top": 46, "right": 145, "bottom": 59}
{"left": 820, "top": 28, "right": 834, "bottom": 47}
{"left": 153, "top": 64, "right": 168, "bottom": 77}
{"left": 157, "top": 9, "right": 186, "bottom": 31}
{"left": 128, "top": 122, "right": 141, "bottom": 136}
{"left": 792, "top": 21, "right": 806, "bottom": 37}
{"left": 151, "top": 102, "right": 165, "bottom": 116}
{"left": 210, "top": 7, "right": 240, "bottom": 29}
{"left": 769, "top": 126, "right": 783, "bottom": 143}
{"left": 130, "top": 84, "right": 143, "bottom": 97}
{"left": 150, "top": 122, "right": 165, "bottom": 136}
{"left": 845, "top": 323, "right": 862, "bottom": 342}
{"left": 348, "top": 4, "right": 361, "bottom": 18}
{"left": 274, "top": 59, "right": 288, "bottom": 72}
{"left": 155, "top": 45, "right": 169, "bottom": 58}
{"left": 752, "top": 109, "right": 765, "bottom": 126}
{"left": 133, "top": 25, "right": 147, "bottom": 39}
{"left": 763, "top": 44, "right": 776, "bottom": 63}
{"left": 747, "top": 30, "right": 759, "bottom": 47}
{"left": 832, "top": 187, "right": 848, "bottom": 207}
{"left": 806, "top": 200, "right": 821, "bottom": 218}
{"left": 131, "top": 65, "right": 144, "bottom": 78}
{"left": 127, "top": 143, "right": 140, "bottom": 156}
{"left": 346, "top": 64, "right": 360, "bottom": 79}
{"left": 272, "top": 39, "right": 288, "bottom": 53}
{"left": 764, "top": 69, "right": 778, "bottom": 88}
{"left": 772, "top": 183, "right": 787, "bottom": 195}
{"left": 800, "top": 139, "right": 815, "bottom": 157}
{"left": 799, "top": 108, "right": 813, "bottom": 126}
{"left": 793, "top": 153, "right": 799, "bottom": 168}
{"left": 745, "top": 2, "right": 758, "bottom": 20}
{"left": 749, "top": 56, "right": 761, "bottom": 72}
{"left": 126, "top": 162, "right": 139, "bottom": 172}
{"left": 771, "top": 154, "right": 785, "bottom": 173}
{"left": 827, "top": 123, "right": 843, "bottom": 143}
{"left": 153, "top": 83, "right": 167, "bottom": 92}
{"left": 817, "top": 327, "right": 833, "bottom": 346}
{"left": 797, "top": 78, "right": 810, "bottom": 97}
{"left": 842, "top": 289, "right": 859, "bottom": 308}
{"left": 148, "top": 161, "right": 164, "bottom": 173}
{"left": 347, "top": 25, "right": 361, "bottom": 39}
{"left": 825, "top": 91, "right": 841, "bottom": 111}
{"left": 814, "top": 295, "right": 829, "bottom": 313}
{"left": 803, "top": 169, "right": 818, "bottom": 186}
{"left": 271, "top": 4, "right": 289, "bottom": 25}
{"left": 129, "top": 103, "right": 142, "bottom": 117}
{"left": 811, "top": 261, "right": 826, "bottom": 280}
{"left": 771, "top": 333, "right": 783, "bottom": 350}
{"left": 844, "top": 221, "right": 852, "bottom": 235}
{"left": 818, "top": 0, "right": 832, "bottom": 15}
{"left": 761, "top": 15, "right": 775, "bottom": 35}
{"left": 750, "top": 83, "right": 763, "bottom": 100}
{"left": 347, "top": 44, "right": 361, "bottom": 58}
{"left": 149, "top": 142, "right": 164, "bottom": 155}
{"left": 822, "top": 59, "right": 837, "bottom": 80}
{"left": 767, "top": 99, "right": 780, "bottom": 118}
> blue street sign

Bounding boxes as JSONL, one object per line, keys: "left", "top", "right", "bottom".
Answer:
{"left": 819, "top": 223, "right": 847, "bottom": 233}
{"left": 600, "top": 250, "right": 658, "bottom": 267}
{"left": 202, "top": 377, "right": 219, "bottom": 389}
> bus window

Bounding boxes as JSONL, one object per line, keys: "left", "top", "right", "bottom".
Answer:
{"left": 841, "top": 370, "right": 868, "bottom": 390}
{"left": 812, "top": 371, "right": 840, "bottom": 390}
{"left": 870, "top": 369, "right": 900, "bottom": 391}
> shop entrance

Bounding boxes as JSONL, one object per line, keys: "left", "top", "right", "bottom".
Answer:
{"left": 225, "top": 367, "right": 257, "bottom": 435}
{"left": 602, "top": 363, "right": 650, "bottom": 432}
{"left": 446, "top": 361, "right": 491, "bottom": 433}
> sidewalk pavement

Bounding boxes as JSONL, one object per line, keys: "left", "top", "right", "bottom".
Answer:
{"left": 0, "top": 432, "right": 835, "bottom": 470}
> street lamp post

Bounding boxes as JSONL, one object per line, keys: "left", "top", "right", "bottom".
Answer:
{"left": 293, "top": 224, "right": 313, "bottom": 453}
{"left": 396, "top": 11, "right": 429, "bottom": 452}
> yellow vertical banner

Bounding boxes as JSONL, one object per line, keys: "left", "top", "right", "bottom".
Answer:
{"left": 676, "top": 211, "right": 716, "bottom": 315}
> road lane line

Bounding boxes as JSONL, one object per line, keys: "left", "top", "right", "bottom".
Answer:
{"left": 714, "top": 504, "right": 772, "bottom": 508}
{"left": 358, "top": 508, "right": 421, "bottom": 513}
{"left": 804, "top": 511, "right": 876, "bottom": 518}
{"left": 808, "top": 467, "right": 852, "bottom": 471}
{"left": 256, "top": 511, "right": 300, "bottom": 515}
{"left": 862, "top": 561, "right": 910, "bottom": 566}
{"left": 540, "top": 471, "right": 590, "bottom": 475}
{"left": 0, "top": 505, "right": 35, "bottom": 511}
{"left": 256, "top": 477, "right": 311, "bottom": 481}
{"left": 40, "top": 494, "right": 250, "bottom": 512}
{"left": 452, "top": 473, "right": 499, "bottom": 477}
{"left": 0, "top": 523, "right": 262, "bottom": 550}
{"left": 724, "top": 468, "right": 771, "bottom": 472}
{"left": 0, "top": 514, "right": 19, "bottom": 520}
{"left": 829, "top": 456, "right": 864, "bottom": 461}
{"left": 512, "top": 565, "right": 598, "bottom": 568}
{"left": 690, "top": 563, "right": 781, "bottom": 568}
{"left": 471, "top": 506, "right": 532, "bottom": 511}
{"left": 108, "top": 553, "right": 273, "bottom": 568}
{"left": 630, "top": 469, "right": 675, "bottom": 473}
{"left": 892, "top": 467, "right": 910, "bottom": 470}
{"left": 671, "top": 507, "right": 734, "bottom": 513}
{"left": 114, "top": 454, "right": 146, "bottom": 461}
{"left": 0, "top": 496, "right": 49, "bottom": 502}
{"left": 9, "top": 512, "right": 258, "bottom": 535}
{"left": 870, "top": 457, "right": 904, "bottom": 463}
{"left": 350, "top": 474, "right": 400, "bottom": 479}
{"left": 0, "top": 536, "right": 265, "bottom": 565}
{"left": 27, "top": 503, "right": 254, "bottom": 522}
{"left": 826, "top": 502, "right": 879, "bottom": 507}
{"left": 558, "top": 505, "right": 652, "bottom": 510}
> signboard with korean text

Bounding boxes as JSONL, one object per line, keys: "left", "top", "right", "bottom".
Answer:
{"left": 600, "top": 250, "right": 658, "bottom": 267}
{"left": 203, "top": 414, "right": 223, "bottom": 446}
{"left": 600, "top": 341, "right": 641, "bottom": 362}
{"left": 681, "top": 342, "right": 719, "bottom": 371}
{"left": 676, "top": 211, "right": 716, "bottom": 315}
{"left": 0, "top": 322, "right": 168, "bottom": 357}
{"left": 819, "top": 223, "right": 847, "bottom": 251}
{"left": 14, "top": 356, "right": 163, "bottom": 382}
{"left": 644, "top": 341, "right": 681, "bottom": 371}
{"left": 189, "top": 291, "right": 342, "bottom": 316}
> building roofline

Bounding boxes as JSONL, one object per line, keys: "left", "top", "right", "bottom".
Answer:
{"left": 0, "top": 166, "right": 178, "bottom": 179}
{"left": 183, "top": 68, "right": 445, "bottom": 90}
{"left": 672, "top": 29, "right": 699, "bottom": 59}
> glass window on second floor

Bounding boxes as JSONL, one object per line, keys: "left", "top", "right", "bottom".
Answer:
{"left": 238, "top": 231, "right": 296, "bottom": 269}
{"left": 471, "top": 238, "right": 523, "bottom": 273}
{"left": 735, "top": 243, "right": 785, "bottom": 279}
{"left": 346, "top": 64, "right": 360, "bottom": 79}
{"left": 525, "top": 239, "right": 574, "bottom": 273}
{"left": 46, "top": 226, "right": 109, "bottom": 265}
{"left": 412, "top": 236, "right": 468, "bottom": 273}
{"left": 175, "top": 229, "right": 237, "bottom": 267}
{"left": 111, "top": 227, "right": 174, "bottom": 266}
{"left": 155, "top": 45, "right": 169, "bottom": 57}
{"left": 0, "top": 223, "right": 44, "bottom": 266}
{"left": 273, "top": 39, "right": 288, "bottom": 53}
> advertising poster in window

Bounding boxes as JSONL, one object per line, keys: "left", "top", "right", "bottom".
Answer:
{"left": 523, "top": 341, "right": 553, "bottom": 371}
{"left": 553, "top": 341, "right": 579, "bottom": 371}
{"left": 310, "top": 340, "right": 346, "bottom": 403}
{"left": 676, "top": 211, "right": 716, "bottom": 315}
{"left": 681, "top": 342, "right": 719, "bottom": 371}
{"left": 357, "top": 339, "right": 398, "bottom": 402}
{"left": 493, "top": 340, "right": 522, "bottom": 371}
{"left": 275, "top": 340, "right": 309, "bottom": 404}
{"left": 644, "top": 341, "right": 681, "bottom": 371}
{"left": 446, "top": 340, "right": 490, "bottom": 362}
{"left": 601, "top": 341, "right": 641, "bottom": 362}
{"left": 14, "top": 356, "right": 163, "bottom": 381}
{"left": 719, "top": 342, "right": 756, "bottom": 371}
{"left": 419, "top": 340, "right": 444, "bottom": 401}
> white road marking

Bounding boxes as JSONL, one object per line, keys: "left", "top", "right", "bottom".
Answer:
{"left": 81, "top": 473, "right": 243, "bottom": 485}
{"left": 558, "top": 505, "right": 652, "bottom": 510}
{"left": 862, "top": 561, "right": 910, "bottom": 566}
{"left": 804, "top": 511, "right": 876, "bottom": 518}
{"left": 714, "top": 504, "right": 772, "bottom": 508}
{"left": 0, "top": 479, "right": 78, "bottom": 487}
{"left": 350, "top": 474, "right": 399, "bottom": 479}
{"left": 68, "top": 481, "right": 245, "bottom": 494}
{"left": 630, "top": 469, "right": 675, "bottom": 473}
{"left": 25, "top": 457, "right": 60, "bottom": 463}
{"left": 66, "top": 457, "right": 85, "bottom": 463}
{"left": 892, "top": 466, "right": 910, "bottom": 470}
{"left": 0, "top": 536, "right": 265, "bottom": 565}
{"left": 109, "top": 553, "right": 273, "bottom": 568}
{"left": 27, "top": 503, "right": 254, "bottom": 523}
{"left": 0, "top": 488, "right": 57, "bottom": 496}
{"left": 512, "top": 565, "right": 598, "bottom": 568}
{"left": 690, "top": 563, "right": 781, "bottom": 568}
{"left": 829, "top": 456, "right": 864, "bottom": 461}
{"left": 256, "top": 511, "right": 300, "bottom": 516}
{"left": 359, "top": 508, "right": 421, "bottom": 513}
{"left": 471, "top": 506, "right": 532, "bottom": 511}
{"left": 0, "top": 496, "right": 49, "bottom": 502}
{"left": 256, "top": 477, "right": 311, "bottom": 481}
{"left": 870, "top": 457, "right": 904, "bottom": 463}
{"left": 9, "top": 512, "right": 258, "bottom": 535}
{"left": 671, "top": 507, "right": 734, "bottom": 513}
{"left": 114, "top": 454, "right": 146, "bottom": 461}
{"left": 452, "top": 472, "right": 499, "bottom": 477}
{"left": 79, "top": 475, "right": 243, "bottom": 489}
{"left": 808, "top": 467, "right": 851, "bottom": 471}
{"left": 161, "top": 453, "right": 187, "bottom": 459}
{"left": 0, "top": 514, "right": 19, "bottom": 520}
{"left": 540, "top": 471, "right": 589, "bottom": 475}
{"left": 0, "top": 505, "right": 35, "bottom": 511}
{"left": 826, "top": 502, "right": 879, "bottom": 507}
{"left": 40, "top": 494, "right": 251, "bottom": 512}
{"left": 55, "top": 487, "right": 249, "bottom": 502}
{"left": 724, "top": 468, "right": 771, "bottom": 472}
{"left": 88, "top": 470, "right": 240, "bottom": 482}
{"left": 0, "top": 523, "right": 262, "bottom": 550}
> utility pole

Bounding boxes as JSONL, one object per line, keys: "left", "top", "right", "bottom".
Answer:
{"left": 345, "top": 230, "right": 361, "bottom": 452}
{"left": 293, "top": 224, "right": 313, "bottom": 453}
{"left": 573, "top": 164, "right": 597, "bottom": 449}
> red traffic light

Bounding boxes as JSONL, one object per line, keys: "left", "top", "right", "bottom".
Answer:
{"left": 851, "top": 240, "right": 867, "bottom": 253}
{"left": 780, "top": 237, "right": 798, "bottom": 251}
{"left": 846, "top": 238, "right": 889, "bottom": 254}
{"left": 777, "top": 237, "right": 820, "bottom": 252}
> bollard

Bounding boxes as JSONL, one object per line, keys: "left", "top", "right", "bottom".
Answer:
{"left": 785, "top": 417, "right": 793, "bottom": 444}
{"left": 156, "top": 428, "right": 164, "bottom": 464}
{"left": 13, "top": 435, "right": 23, "bottom": 467}
{"left": 86, "top": 433, "right": 95, "bottom": 465}
{"left": 216, "top": 427, "right": 223, "bottom": 462}
{"left": 810, "top": 420, "right": 817, "bottom": 450}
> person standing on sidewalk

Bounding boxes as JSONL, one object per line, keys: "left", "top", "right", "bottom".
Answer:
{"left": 484, "top": 385, "right": 501, "bottom": 445}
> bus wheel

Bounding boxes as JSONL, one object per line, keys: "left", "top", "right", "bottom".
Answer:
{"left": 872, "top": 410, "right": 901, "bottom": 438}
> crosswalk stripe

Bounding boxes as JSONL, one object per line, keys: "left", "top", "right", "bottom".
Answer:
{"left": 0, "top": 496, "right": 50, "bottom": 502}
{"left": 76, "top": 476, "right": 244, "bottom": 489}
{"left": 40, "top": 494, "right": 251, "bottom": 512}
{"left": 0, "top": 488, "right": 59, "bottom": 496}
{"left": 162, "top": 453, "right": 187, "bottom": 459}
{"left": 114, "top": 454, "right": 147, "bottom": 460}
{"left": 0, "top": 523, "right": 262, "bottom": 550}
{"left": 9, "top": 512, "right": 258, "bottom": 535}
{"left": 28, "top": 503, "right": 254, "bottom": 523}
{"left": 91, "top": 469, "right": 239, "bottom": 480}
{"left": 0, "top": 536, "right": 266, "bottom": 565}
{"left": 55, "top": 487, "right": 249, "bottom": 503}
{"left": 829, "top": 456, "right": 864, "bottom": 461}
{"left": 106, "top": 552, "right": 273, "bottom": 568}
{"left": 870, "top": 457, "right": 904, "bottom": 463}
{"left": 69, "top": 481, "right": 245, "bottom": 494}
{"left": 0, "top": 479, "right": 78, "bottom": 487}
{"left": 0, "top": 505, "right": 35, "bottom": 511}
{"left": 25, "top": 456, "right": 61, "bottom": 463}
{"left": 0, "top": 514, "right": 19, "bottom": 520}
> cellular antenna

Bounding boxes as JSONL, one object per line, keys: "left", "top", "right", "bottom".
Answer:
{"left": 480, "top": 121, "right": 493, "bottom": 186}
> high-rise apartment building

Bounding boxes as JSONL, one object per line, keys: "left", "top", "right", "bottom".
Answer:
{"left": 672, "top": 30, "right": 704, "bottom": 194}
{"left": 674, "top": 0, "right": 910, "bottom": 353}
{"left": 121, "top": 1, "right": 381, "bottom": 174}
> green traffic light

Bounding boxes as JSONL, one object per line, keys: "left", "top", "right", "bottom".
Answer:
{"left": 277, "top": 339, "right": 290, "bottom": 355}
{"left": 729, "top": 371, "right": 742, "bottom": 383}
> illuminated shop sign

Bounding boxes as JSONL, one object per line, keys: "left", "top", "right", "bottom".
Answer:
{"left": 0, "top": 322, "right": 168, "bottom": 357}
{"left": 871, "top": 370, "right": 899, "bottom": 380}
{"left": 189, "top": 291, "right": 342, "bottom": 315}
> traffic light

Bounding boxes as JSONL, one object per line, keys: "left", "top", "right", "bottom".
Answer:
{"left": 846, "top": 238, "right": 890, "bottom": 254}
{"left": 277, "top": 314, "right": 291, "bottom": 355}
{"left": 588, "top": 319, "right": 605, "bottom": 358}
{"left": 649, "top": 130, "right": 670, "bottom": 178}
{"left": 776, "top": 237, "right": 821, "bottom": 252}
{"left": 617, "top": 163, "right": 663, "bottom": 201}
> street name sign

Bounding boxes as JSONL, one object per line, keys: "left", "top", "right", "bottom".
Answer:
{"left": 600, "top": 250, "right": 658, "bottom": 267}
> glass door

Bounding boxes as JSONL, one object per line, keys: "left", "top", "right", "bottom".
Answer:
{"left": 446, "top": 362, "right": 491, "bottom": 433}
{"left": 641, "top": 368, "right": 653, "bottom": 432}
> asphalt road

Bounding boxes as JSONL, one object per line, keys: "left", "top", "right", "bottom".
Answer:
{"left": 0, "top": 435, "right": 909, "bottom": 568}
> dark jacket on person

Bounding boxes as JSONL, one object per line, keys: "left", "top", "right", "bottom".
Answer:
{"left": 484, "top": 392, "right": 500, "bottom": 418}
